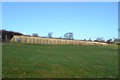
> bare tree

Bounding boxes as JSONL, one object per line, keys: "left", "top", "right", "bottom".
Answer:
{"left": 32, "top": 33, "right": 38, "bottom": 37}
{"left": 88, "top": 38, "right": 92, "bottom": 41}
{"left": 94, "top": 37, "right": 105, "bottom": 42}
{"left": 48, "top": 32, "right": 53, "bottom": 38}
{"left": 83, "top": 39, "right": 86, "bottom": 41}
{"left": 64, "top": 32, "right": 74, "bottom": 40}
{"left": 113, "top": 38, "right": 119, "bottom": 44}
{"left": 107, "top": 38, "right": 112, "bottom": 44}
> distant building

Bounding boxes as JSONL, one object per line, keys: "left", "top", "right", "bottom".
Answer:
{"left": 0, "top": 29, "right": 23, "bottom": 42}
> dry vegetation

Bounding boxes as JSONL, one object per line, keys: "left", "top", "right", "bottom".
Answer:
{"left": 11, "top": 35, "right": 108, "bottom": 46}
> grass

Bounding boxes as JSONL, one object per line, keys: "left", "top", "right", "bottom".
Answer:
{"left": 2, "top": 43, "right": 118, "bottom": 78}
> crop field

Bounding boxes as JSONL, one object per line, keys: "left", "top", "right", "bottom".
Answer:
{"left": 2, "top": 43, "right": 118, "bottom": 78}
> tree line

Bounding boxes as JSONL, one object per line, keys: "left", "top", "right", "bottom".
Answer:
{"left": 0, "top": 29, "right": 23, "bottom": 42}
{"left": 32, "top": 32, "right": 120, "bottom": 44}
{"left": 0, "top": 29, "right": 120, "bottom": 44}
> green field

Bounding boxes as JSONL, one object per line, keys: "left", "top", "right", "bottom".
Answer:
{"left": 2, "top": 43, "right": 118, "bottom": 78}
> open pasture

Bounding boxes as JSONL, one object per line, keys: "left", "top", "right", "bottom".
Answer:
{"left": 2, "top": 43, "right": 118, "bottom": 78}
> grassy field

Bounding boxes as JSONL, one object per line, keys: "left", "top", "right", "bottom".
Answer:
{"left": 2, "top": 43, "right": 118, "bottom": 78}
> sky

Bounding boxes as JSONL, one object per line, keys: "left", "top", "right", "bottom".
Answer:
{"left": 2, "top": 0, "right": 120, "bottom": 2}
{"left": 2, "top": 2, "right": 118, "bottom": 40}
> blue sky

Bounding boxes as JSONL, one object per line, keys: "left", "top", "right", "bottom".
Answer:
{"left": 2, "top": 2, "right": 118, "bottom": 40}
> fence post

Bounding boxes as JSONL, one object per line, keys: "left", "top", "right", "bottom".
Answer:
{"left": 5, "top": 35, "right": 7, "bottom": 41}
